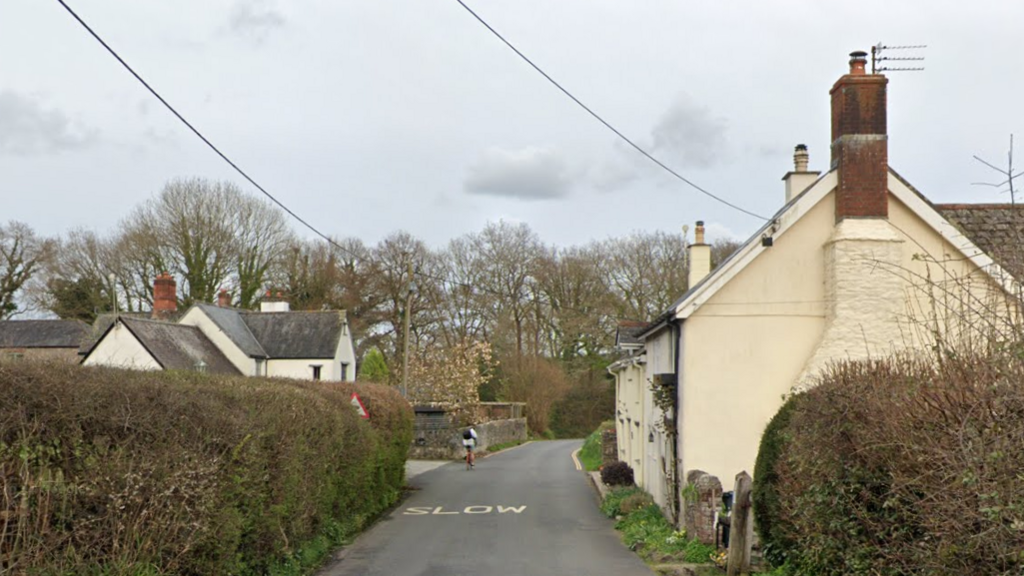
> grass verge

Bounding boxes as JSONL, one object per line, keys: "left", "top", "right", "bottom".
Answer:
{"left": 601, "top": 487, "right": 717, "bottom": 565}
{"left": 486, "top": 439, "right": 527, "bottom": 453}
{"left": 578, "top": 420, "right": 613, "bottom": 471}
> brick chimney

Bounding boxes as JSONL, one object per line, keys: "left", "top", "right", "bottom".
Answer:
{"left": 152, "top": 272, "right": 177, "bottom": 320}
{"left": 217, "top": 288, "right": 231, "bottom": 308}
{"left": 831, "top": 50, "right": 889, "bottom": 222}
{"left": 782, "top": 144, "right": 820, "bottom": 203}
{"left": 688, "top": 221, "right": 711, "bottom": 289}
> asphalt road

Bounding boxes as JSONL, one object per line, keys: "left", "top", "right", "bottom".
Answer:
{"left": 319, "top": 440, "right": 653, "bottom": 576}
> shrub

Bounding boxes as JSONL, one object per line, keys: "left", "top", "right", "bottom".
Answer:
{"left": 578, "top": 421, "right": 612, "bottom": 472}
{"left": 601, "top": 486, "right": 644, "bottom": 517}
{"left": 770, "top": 353, "right": 1024, "bottom": 575}
{"left": 619, "top": 491, "right": 655, "bottom": 515}
{"left": 549, "top": 367, "right": 615, "bottom": 438}
{"left": 601, "top": 461, "right": 635, "bottom": 487}
{"left": 611, "top": 499, "right": 717, "bottom": 563}
{"left": 753, "top": 393, "right": 802, "bottom": 568}
{"left": 0, "top": 360, "right": 413, "bottom": 575}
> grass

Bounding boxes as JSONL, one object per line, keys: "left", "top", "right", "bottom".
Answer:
{"left": 486, "top": 439, "right": 526, "bottom": 453}
{"left": 578, "top": 420, "right": 614, "bottom": 471}
{"left": 601, "top": 488, "right": 719, "bottom": 566}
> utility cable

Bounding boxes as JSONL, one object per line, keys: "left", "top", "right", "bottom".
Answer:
{"left": 453, "top": 0, "right": 768, "bottom": 221}
{"left": 54, "top": 0, "right": 363, "bottom": 260}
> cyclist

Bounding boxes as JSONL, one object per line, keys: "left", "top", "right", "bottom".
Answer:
{"left": 462, "top": 425, "right": 478, "bottom": 469}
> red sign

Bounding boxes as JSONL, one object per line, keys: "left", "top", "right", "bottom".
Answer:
{"left": 350, "top": 392, "right": 370, "bottom": 419}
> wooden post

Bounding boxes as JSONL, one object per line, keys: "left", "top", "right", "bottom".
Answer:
{"left": 726, "top": 471, "right": 753, "bottom": 576}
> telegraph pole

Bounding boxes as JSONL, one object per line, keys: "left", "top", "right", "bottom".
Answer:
{"left": 401, "top": 259, "right": 414, "bottom": 398}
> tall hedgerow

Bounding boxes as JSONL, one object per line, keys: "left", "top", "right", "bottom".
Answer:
{"left": 752, "top": 393, "right": 802, "bottom": 569}
{"left": 762, "top": 353, "right": 1024, "bottom": 575}
{"left": 0, "top": 360, "right": 412, "bottom": 575}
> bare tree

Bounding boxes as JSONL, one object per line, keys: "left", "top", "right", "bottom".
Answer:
{"left": 464, "top": 221, "right": 545, "bottom": 357}
{"left": 0, "top": 221, "right": 55, "bottom": 319}
{"left": 535, "top": 244, "right": 614, "bottom": 359}
{"left": 36, "top": 228, "right": 118, "bottom": 322}
{"left": 605, "top": 230, "right": 688, "bottom": 321}
{"left": 233, "top": 194, "right": 294, "bottom": 308}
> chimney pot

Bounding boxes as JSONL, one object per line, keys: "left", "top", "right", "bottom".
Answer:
{"left": 794, "top": 144, "right": 810, "bottom": 172}
{"left": 217, "top": 289, "right": 231, "bottom": 308}
{"left": 688, "top": 220, "right": 711, "bottom": 288}
{"left": 849, "top": 50, "right": 868, "bottom": 75}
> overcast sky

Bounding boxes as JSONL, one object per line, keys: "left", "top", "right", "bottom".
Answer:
{"left": 3, "top": 0, "right": 1023, "bottom": 249}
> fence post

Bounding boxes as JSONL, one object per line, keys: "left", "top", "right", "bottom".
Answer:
{"left": 726, "top": 471, "right": 753, "bottom": 576}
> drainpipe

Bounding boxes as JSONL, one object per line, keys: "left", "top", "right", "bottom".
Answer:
{"left": 671, "top": 320, "right": 682, "bottom": 526}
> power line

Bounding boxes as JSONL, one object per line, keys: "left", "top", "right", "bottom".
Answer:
{"left": 453, "top": 0, "right": 769, "bottom": 221}
{"left": 53, "top": 0, "right": 363, "bottom": 261}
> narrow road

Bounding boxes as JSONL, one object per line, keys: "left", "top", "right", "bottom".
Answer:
{"left": 319, "top": 440, "right": 652, "bottom": 576}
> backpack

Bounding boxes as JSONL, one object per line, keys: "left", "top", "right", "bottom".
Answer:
{"left": 462, "top": 429, "right": 473, "bottom": 440}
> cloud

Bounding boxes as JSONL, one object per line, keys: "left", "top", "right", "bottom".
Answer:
{"left": 649, "top": 93, "right": 728, "bottom": 169}
{"left": 228, "top": 0, "right": 286, "bottom": 41}
{"left": 589, "top": 94, "right": 729, "bottom": 192}
{"left": 0, "top": 92, "right": 97, "bottom": 156}
{"left": 464, "top": 146, "right": 572, "bottom": 201}
{"left": 703, "top": 221, "right": 739, "bottom": 242}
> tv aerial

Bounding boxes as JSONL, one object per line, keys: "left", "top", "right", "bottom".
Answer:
{"left": 871, "top": 43, "right": 926, "bottom": 73}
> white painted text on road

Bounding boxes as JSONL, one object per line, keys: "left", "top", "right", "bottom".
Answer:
{"left": 403, "top": 505, "right": 527, "bottom": 515}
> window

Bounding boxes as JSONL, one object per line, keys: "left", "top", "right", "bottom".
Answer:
{"left": 341, "top": 362, "right": 349, "bottom": 381}
{"left": 311, "top": 365, "right": 322, "bottom": 381}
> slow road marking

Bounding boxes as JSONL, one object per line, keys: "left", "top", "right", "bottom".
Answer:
{"left": 403, "top": 505, "right": 527, "bottom": 515}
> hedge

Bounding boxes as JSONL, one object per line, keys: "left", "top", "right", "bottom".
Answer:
{"left": 752, "top": 393, "right": 801, "bottom": 569}
{"left": 758, "top": 353, "right": 1024, "bottom": 575}
{"left": 0, "top": 360, "right": 412, "bottom": 575}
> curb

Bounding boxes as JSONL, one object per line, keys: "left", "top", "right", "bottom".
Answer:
{"left": 587, "top": 471, "right": 612, "bottom": 502}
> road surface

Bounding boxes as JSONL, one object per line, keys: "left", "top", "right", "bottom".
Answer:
{"left": 319, "top": 440, "right": 653, "bottom": 576}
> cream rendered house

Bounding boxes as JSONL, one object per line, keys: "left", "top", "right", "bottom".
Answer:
{"left": 628, "top": 51, "right": 1022, "bottom": 519}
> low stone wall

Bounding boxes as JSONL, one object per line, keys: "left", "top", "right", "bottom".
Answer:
{"left": 682, "top": 469, "right": 722, "bottom": 545}
{"left": 602, "top": 429, "right": 618, "bottom": 466}
{"left": 409, "top": 417, "right": 528, "bottom": 460}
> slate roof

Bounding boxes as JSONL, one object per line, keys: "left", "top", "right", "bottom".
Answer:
{"left": 0, "top": 320, "right": 90, "bottom": 348}
{"left": 935, "top": 203, "right": 1024, "bottom": 281}
{"left": 117, "top": 317, "right": 240, "bottom": 375}
{"left": 239, "top": 311, "right": 345, "bottom": 359}
{"left": 615, "top": 320, "right": 649, "bottom": 349}
{"left": 192, "top": 304, "right": 267, "bottom": 358}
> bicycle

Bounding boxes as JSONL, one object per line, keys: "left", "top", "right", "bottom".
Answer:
{"left": 465, "top": 445, "right": 475, "bottom": 470}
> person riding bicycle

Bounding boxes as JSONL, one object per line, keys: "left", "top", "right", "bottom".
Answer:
{"left": 462, "top": 425, "right": 478, "bottom": 468}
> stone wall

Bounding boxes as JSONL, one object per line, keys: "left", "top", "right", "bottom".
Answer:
{"left": 409, "top": 415, "right": 527, "bottom": 460}
{"left": 682, "top": 469, "right": 723, "bottom": 545}
{"left": 602, "top": 429, "right": 618, "bottom": 467}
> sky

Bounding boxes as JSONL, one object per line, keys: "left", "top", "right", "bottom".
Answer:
{"left": 2, "top": 0, "right": 1023, "bottom": 250}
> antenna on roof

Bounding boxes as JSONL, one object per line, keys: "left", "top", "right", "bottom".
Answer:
{"left": 871, "top": 43, "right": 926, "bottom": 73}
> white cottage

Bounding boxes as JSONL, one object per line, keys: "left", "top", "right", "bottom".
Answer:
{"left": 82, "top": 279, "right": 356, "bottom": 382}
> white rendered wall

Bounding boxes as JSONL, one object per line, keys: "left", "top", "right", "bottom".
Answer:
{"left": 179, "top": 307, "right": 258, "bottom": 375}
{"left": 333, "top": 321, "right": 356, "bottom": 382}
{"left": 266, "top": 358, "right": 336, "bottom": 381}
{"left": 83, "top": 323, "right": 161, "bottom": 371}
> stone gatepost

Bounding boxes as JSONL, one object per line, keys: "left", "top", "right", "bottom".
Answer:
{"left": 682, "top": 469, "right": 722, "bottom": 545}
{"left": 601, "top": 429, "right": 618, "bottom": 467}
